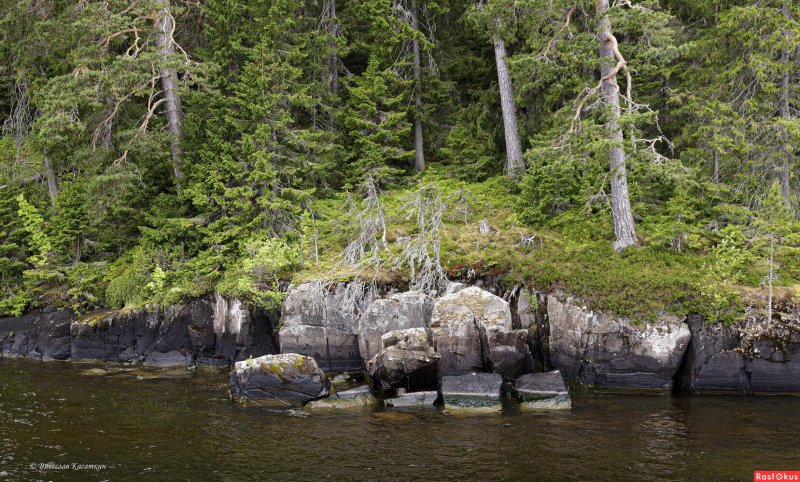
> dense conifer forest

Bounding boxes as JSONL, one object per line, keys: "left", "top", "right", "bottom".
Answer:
{"left": 1, "top": 0, "right": 798, "bottom": 322}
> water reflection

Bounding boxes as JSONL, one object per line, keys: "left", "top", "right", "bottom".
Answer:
{"left": 1, "top": 359, "right": 799, "bottom": 481}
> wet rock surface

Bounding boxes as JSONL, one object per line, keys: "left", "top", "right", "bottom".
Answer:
{"left": 546, "top": 293, "right": 690, "bottom": 391}
{"left": 440, "top": 372, "right": 502, "bottom": 410}
{"left": 229, "top": 354, "right": 330, "bottom": 405}
{"left": 0, "top": 310, "right": 74, "bottom": 360}
{"left": 384, "top": 390, "right": 439, "bottom": 409}
{"left": 513, "top": 370, "right": 571, "bottom": 410}
{"left": 1, "top": 295, "right": 278, "bottom": 366}
{"left": 306, "top": 385, "right": 376, "bottom": 409}
{"left": 680, "top": 311, "right": 800, "bottom": 393}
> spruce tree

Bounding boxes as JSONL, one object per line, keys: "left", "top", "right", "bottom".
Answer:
{"left": 342, "top": 54, "right": 412, "bottom": 185}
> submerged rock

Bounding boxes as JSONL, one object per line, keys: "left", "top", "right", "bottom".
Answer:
{"left": 440, "top": 372, "right": 502, "bottom": 410}
{"left": 143, "top": 350, "right": 191, "bottom": 367}
{"left": 513, "top": 370, "right": 571, "bottom": 410}
{"left": 546, "top": 293, "right": 690, "bottom": 391}
{"left": 384, "top": 390, "right": 439, "bottom": 409}
{"left": 306, "top": 385, "right": 376, "bottom": 409}
{"left": 229, "top": 353, "right": 330, "bottom": 405}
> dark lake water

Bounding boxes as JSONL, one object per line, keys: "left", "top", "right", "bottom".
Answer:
{"left": 1, "top": 358, "right": 797, "bottom": 481}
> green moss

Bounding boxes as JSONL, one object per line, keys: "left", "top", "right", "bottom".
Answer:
{"left": 74, "top": 309, "right": 125, "bottom": 327}
{"left": 258, "top": 355, "right": 308, "bottom": 378}
{"left": 292, "top": 173, "right": 725, "bottom": 322}
{"left": 20, "top": 168, "right": 795, "bottom": 325}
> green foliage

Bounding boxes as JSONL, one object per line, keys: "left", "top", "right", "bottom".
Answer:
{"left": 0, "top": 0, "right": 798, "bottom": 323}
{"left": 105, "top": 249, "right": 151, "bottom": 309}
{"left": 16, "top": 194, "right": 51, "bottom": 267}
{"left": 696, "top": 229, "right": 753, "bottom": 323}
{"left": 217, "top": 237, "right": 301, "bottom": 310}
{"left": 0, "top": 184, "right": 30, "bottom": 315}
{"left": 342, "top": 54, "right": 411, "bottom": 185}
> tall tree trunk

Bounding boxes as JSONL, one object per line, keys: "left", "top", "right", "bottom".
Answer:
{"left": 597, "top": 0, "right": 638, "bottom": 251}
{"left": 412, "top": 0, "right": 425, "bottom": 171}
{"left": 325, "top": 0, "right": 339, "bottom": 95}
{"left": 767, "top": 235, "right": 775, "bottom": 327}
{"left": 779, "top": 0, "right": 793, "bottom": 202}
{"left": 155, "top": 0, "right": 185, "bottom": 181}
{"left": 43, "top": 150, "right": 58, "bottom": 207}
{"left": 712, "top": 149, "right": 719, "bottom": 183}
{"left": 493, "top": 31, "right": 524, "bottom": 178}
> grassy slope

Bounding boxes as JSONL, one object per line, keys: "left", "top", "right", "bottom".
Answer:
{"left": 291, "top": 169, "right": 800, "bottom": 323}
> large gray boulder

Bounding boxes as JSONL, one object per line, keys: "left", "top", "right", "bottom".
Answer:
{"left": 381, "top": 327, "right": 433, "bottom": 351}
{"left": 547, "top": 294, "right": 690, "bottom": 391}
{"left": 513, "top": 370, "right": 571, "bottom": 410}
{"left": 485, "top": 329, "right": 533, "bottom": 379}
{"left": 440, "top": 372, "right": 503, "bottom": 410}
{"left": 443, "top": 286, "right": 512, "bottom": 331}
{"left": 278, "top": 282, "right": 365, "bottom": 372}
{"left": 368, "top": 328, "right": 439, "bottom": 393}
{"left": 359, "top": 298, "right": 427, "bottom": 364}
{"left": 209, "top": 294, "right": 278, "bottom": 363}
{"left": 680, "top": 309, "right": 800, "bottom": 394}
{"left": 431, "top": 286, "right": 532, "bottom": 378}
{"left": 432, "top": 303, "right": 485, "bottom": 375}
{"left": 389, "top": 291, "right": 434, "bottom": 327}
{"left": 229, "top": 353, "right": 330, "bottom": 405}
{"left": 444, "top": 282, "right": 467, "bottom": 295}
{"left": 279, "top": 323, "right": 359, "bottom": 373}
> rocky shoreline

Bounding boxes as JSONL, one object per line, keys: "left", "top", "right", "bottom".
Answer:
{"left": 1, "top": 281, "right": 799, "bottom": 398}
